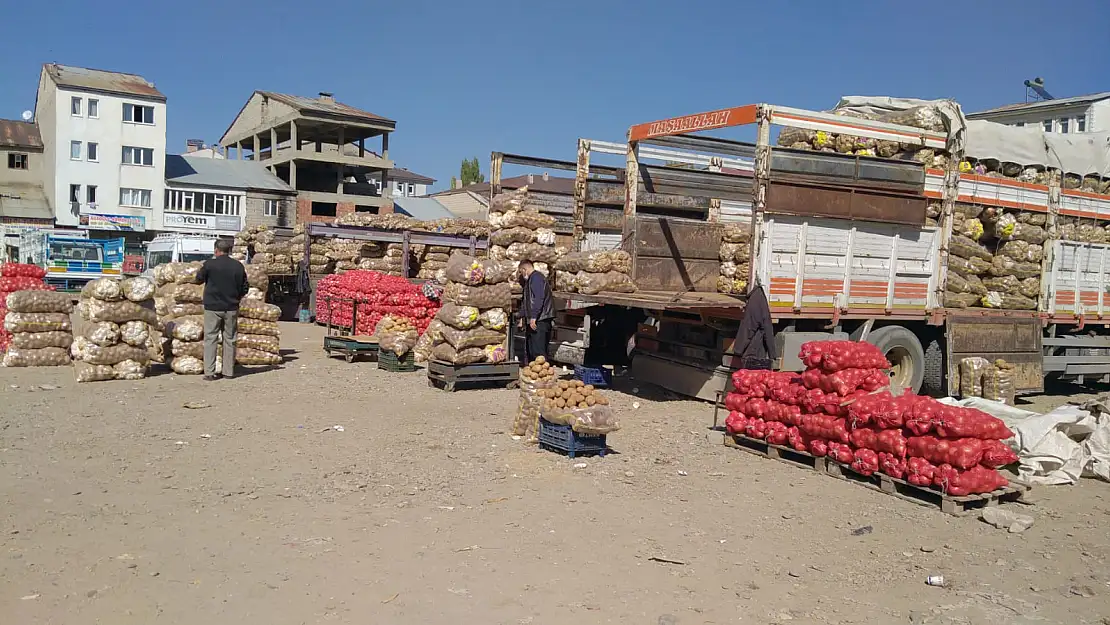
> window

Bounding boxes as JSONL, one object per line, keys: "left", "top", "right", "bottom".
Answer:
{"left": 165, "top": 189, "right": 239, "bottom": 215}
{"left": 70, "top": 140, "right": 82, "bottom": 160}
{"left": 71, "top": 96, "right": 82, "bottom": 116}
{"left": 1078, "top": 116, "right": 1087, "bottom": 132}
{"left": 120, "top": 188, "right": 152, "bottom": 208}
{"left": 69, "top": 184, "right": 81, "bottom": 203}
{"left": 88, "top": 99, "right": 99, "bottom": 118}
{"left": 87, "top": 185, "right": 97, "bottom": 205}
{"left": 1059, "top": 118, "right": 1070, "bottom": 134}
{"left": 1043, "top": 120, "right": 1053, "bottom": 132}
{"left": 123, "top": 103, "right": 154, "bottom": 124}
{"left": 121, "top": 146, "right": 154, "bottom": 166}
{"left": 1014, "top": 122, "right": 1025, "bottom": 127}
{"left": 407, "top": 183, "right": 416, "bottom": 196}
{"left": 264, "top": 199, "right": 279, "bottom": 216}
{"left": 311, "top": 201, "right": 337, "bottom": 217}
{"left": 87, "top": 142, "right": 99, "bottom": 162}
{"left": 7, "top": 153, "right": 28, "bottom": 170}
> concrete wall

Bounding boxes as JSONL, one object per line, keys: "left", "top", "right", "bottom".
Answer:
{"left": 33, "top": 70, "right": 57, "bottom": 213}
{"left": 0, "top": 148, "right": 44, "bottom": 185}
{"left": 1089, "top": 100, "right": 1110, "bottom": 133}
{"left": 221, "top": 93, "right": 297, "bottom": 147}
{"left": 243, "top": 192, "right": 296, "bottom": 230}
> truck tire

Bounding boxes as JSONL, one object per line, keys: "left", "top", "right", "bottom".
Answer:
{"left": 921, "top": 339, "right": 945, "bottom": 397}
{"left": 866, "top": 325, "right": 925, "bottom": 395}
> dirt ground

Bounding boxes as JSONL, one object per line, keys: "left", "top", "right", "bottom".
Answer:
{"left": 2, "top": 322, "right": 1109, "bottom": 625}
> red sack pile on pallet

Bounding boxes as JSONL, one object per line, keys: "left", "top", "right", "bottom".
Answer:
{"left": 0, "top": 263, "right": 53, "bottom": 354}
{"left": 315, "top": 270, "right": 440, "bottom": 335}
{"left": 724, "top": 340, "right": 1018, "bottom": 497}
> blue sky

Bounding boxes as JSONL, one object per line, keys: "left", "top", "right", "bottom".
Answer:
{"left": 2, "top": 0, "right": 1107, "bottom": 191}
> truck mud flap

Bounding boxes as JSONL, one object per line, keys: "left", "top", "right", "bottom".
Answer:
{"left": 946, "top": 316, "right": 1043, "bottom": 395}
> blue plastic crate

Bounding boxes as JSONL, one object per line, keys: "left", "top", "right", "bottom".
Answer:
{"left": 538, "top": 419, "right": 608, "bottom": 459}
{"left": 573, "top": 365, "right": 612, "bottom": 388}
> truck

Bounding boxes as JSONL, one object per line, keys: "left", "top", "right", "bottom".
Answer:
{"left": 494, "top": 98, "right": 1110, "bottom": 401}
{"left": 144, "top": 232, "right": 217, "bottom": 271}
{"left": 13, "top": 229, "right": 125, "bottom": 291}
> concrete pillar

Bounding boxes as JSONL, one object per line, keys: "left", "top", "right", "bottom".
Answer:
{"left": 290, "top": 160, "right": 297, "bottom": 189}
{"left": 337, "top": 126, "right": 345, "bottom": 155}
{"left": 290, "top": 120, "right": 298, "bottom": 151}
{"left": 270, "top": 127, "right": 278, "bottom": 161}
{"left": 381, "top": 132, "right": 389, "bottom": 160}
{"left": 358, "top": 137, "right": 365, "bottom": 158}
{"left": 236, "top": 141, "right": 242, "bottom": 160}
{"left": 337, "top": 165, "right": 344, "bottom": 194}
{"left": 252, "top": 134, "right": 260, "bottom": 161}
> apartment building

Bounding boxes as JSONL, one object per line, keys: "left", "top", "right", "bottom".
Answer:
{"left": 34, "top": 63, "right": 167, "bottom": 239}
{"left": 967, "top": 92, "right": 1110, "bottom": 134}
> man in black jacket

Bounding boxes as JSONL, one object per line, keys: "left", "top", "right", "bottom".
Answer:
{"left": 195, "top": 239, "right": 249, "bottom": 380}
{"left": 731, "top": 281, "right": 776, "bottom": 370}
{"left": 518, "top": 260, "right": 554, "bottom": 362}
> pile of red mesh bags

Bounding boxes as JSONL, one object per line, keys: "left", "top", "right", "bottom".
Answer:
{"left": 724, "top": 340, "right": 1018, "bottom": 497}
{"left": 314, "top": 270, "right": 440, "bottom": 335}
{"left": 0, "top": 263, "right": 53, "bottom": 354}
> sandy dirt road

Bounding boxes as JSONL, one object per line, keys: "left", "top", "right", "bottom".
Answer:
{"left": 2, "top": 322, "right": 1109, "bottom": 625}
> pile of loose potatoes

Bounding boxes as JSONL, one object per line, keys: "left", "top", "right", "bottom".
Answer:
{"left": 539, "top": 379, "right": 609, "bottom": 413}
{"left": 521, "top": 355, "right": 556, "bottom": 383}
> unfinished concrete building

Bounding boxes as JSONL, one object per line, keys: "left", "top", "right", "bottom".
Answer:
{"left": 219, "top": 91, "right": 395, "bottom": 224}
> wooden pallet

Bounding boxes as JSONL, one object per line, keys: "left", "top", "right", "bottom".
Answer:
{"left": 427, "top": 360, "right": 519, "bottom": 392}
{"left": 723, "top": 433, "right": 1027, "bottom": 516}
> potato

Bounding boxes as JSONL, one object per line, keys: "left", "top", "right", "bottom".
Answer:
{"left": 586, "top": 396, "right": 597, "bottom": 406}
{"left": 536, "top": 356, "right": 546, "bottom": 364}
{"left": 584, "top": 384, "right": 594, "bottom": 393}
{"left": 555, "top": 397, "right": 566, "bottom": 408}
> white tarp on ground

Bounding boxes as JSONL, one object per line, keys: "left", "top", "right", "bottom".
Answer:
{"left": 940, "top": 396, "right": 1110, "bottom": 485}
{"left": 829, "top": 95, "right": 1110, "bottom": 177}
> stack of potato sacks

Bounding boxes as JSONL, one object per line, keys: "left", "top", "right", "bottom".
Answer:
{"left": 717, "top": 223, "right": 752, "bottom": 295}
{"left": 552, "top": 250, "right": 636, "bottom": 295}
{"left": 420, "top": 254, "right": 512, "bottom": 365}
{"left": 71, "top": 277, "right": 158, "bottom": 382}
{"left": 943, "top": 203, "right": 1046, "bottom": 310}
{"left": 488, "top": 187, "right": 565, "bottom": 277}
{"left": 154, "top": 262, "right": 279, "bottom": 374}
{"left": 2, "top": 290, "right": 74, "bottom": 367}
{"left": 235, "top": 226, "right": 294, "bottom": 276}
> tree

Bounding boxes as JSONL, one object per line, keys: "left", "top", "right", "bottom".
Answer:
{"left": 451, "top": 157, "right": 485, "bottom": 189}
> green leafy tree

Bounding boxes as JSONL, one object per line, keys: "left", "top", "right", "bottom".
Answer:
{"left": 451, "top": 157, "right": 485, "bottom": 188}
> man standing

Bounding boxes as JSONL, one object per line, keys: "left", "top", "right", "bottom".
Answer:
{"left": 196, "top": 239, "right": 248, "bottom": 380}
{"left": 518, "top": 259, "right": 554, "bottom": 362}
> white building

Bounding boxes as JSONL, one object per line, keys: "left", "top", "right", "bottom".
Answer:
{"left": 967, "top": 92, "right": 1110, "bottom": 134}
{"left": 370, "top": 167, "right": 434, "bottom": 198}
{"left": 34, "top": 63, "right": 168, "bottom": 239}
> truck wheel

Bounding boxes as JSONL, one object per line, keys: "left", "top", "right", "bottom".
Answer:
{"left": 921, "top": 339, "right": 945, "bottom": 397}
{"left": 866, "top": 325, "right": 925, "bottom": 395}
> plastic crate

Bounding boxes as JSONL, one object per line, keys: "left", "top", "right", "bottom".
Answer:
{"left": 378, "top": 350, "right": 416, "bottom": 372}
{"left": 573, "top": 365, "right": 612, "bottom": 388}
{"left": 538, "top": 419, "right": 607, "bottom": 458}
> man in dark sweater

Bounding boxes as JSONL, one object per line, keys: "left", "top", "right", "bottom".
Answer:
{"left": 518, "top": 259, "right": 554, "bottom": 362}
{"left": 195, "top": 239, "right": 249, "bottom": 380}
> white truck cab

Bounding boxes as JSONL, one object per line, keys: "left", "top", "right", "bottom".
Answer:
{"left": 144, "top": 233, "right": 218, "bottom": 276}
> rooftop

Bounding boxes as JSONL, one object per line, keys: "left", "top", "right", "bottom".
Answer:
{"left": 433, "top": 174, "right": 576, "bottom": 198}
{"left": 258, "top": 91, "right": 395, "bottom": 127}
{"left": 0, "top": 120, "right": 43, "bottom": 150}
{"left": 165, "top": 155, "right": 295, "bottom": 194}
{"left": 388, "top": 168, "right": 436, "bottom": 185}
{"left": 393, "top": 196, "right": 454, "bottom": 220}
{"left": 967, "top": 92, "right": 1110, "bottom": 118}
{"left": 43, "top": 63, "right": 165, "bottom": 101}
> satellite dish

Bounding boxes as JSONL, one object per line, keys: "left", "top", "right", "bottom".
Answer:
{"left": 21, "top": 110, "right": 32, "bottom": 121}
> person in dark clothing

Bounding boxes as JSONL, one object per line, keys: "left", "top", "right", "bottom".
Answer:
{"left": 518, "top": 259, "right": 554, "bottom": 362}
{"left": 195, "top": 239, "right": 249, "bottom": 380}
{"left": 731, "top": 280, "right": 776, "bottom": 370}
